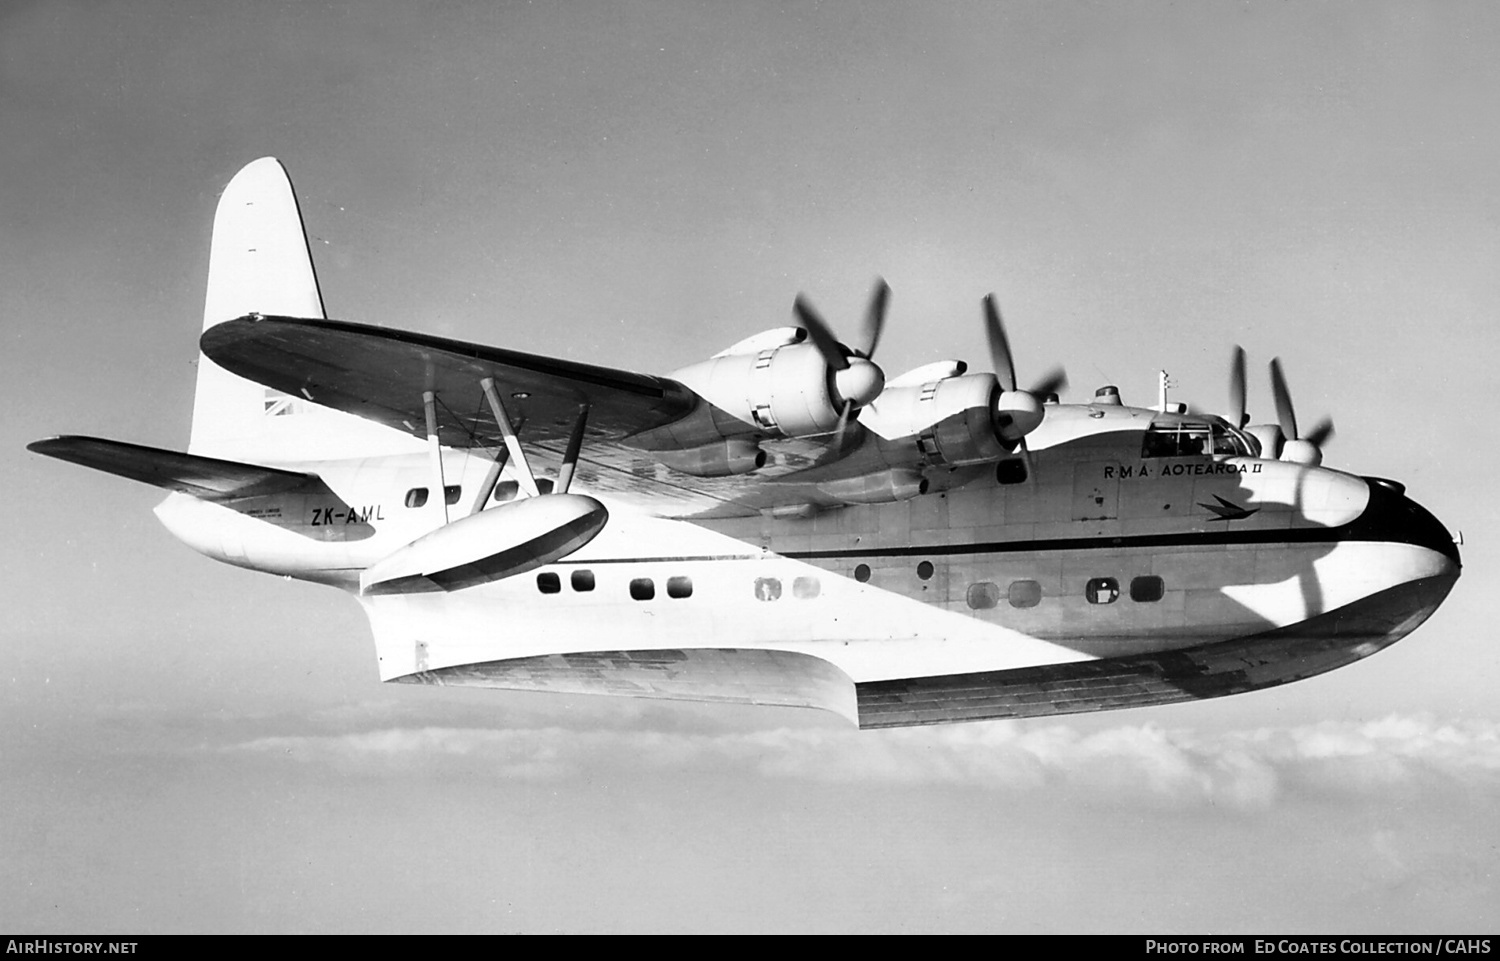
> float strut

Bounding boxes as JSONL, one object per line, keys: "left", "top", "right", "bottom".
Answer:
{"left": 480, "top": 377, "right": 541, "bottom": 497}
{"left": 422, "top": 390, "right": 449, "bottom": 525}
{"left": 556, "top": 404, "right": 590, "bottom": 495}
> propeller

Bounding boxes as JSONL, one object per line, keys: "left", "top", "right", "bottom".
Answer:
{"left": 1228, "top": 345, "right": 1248, "bottom": 429}
{"left": 793, "top": 278, "right": 890, "bottom": 447}
{"left": 982, "top": 294, "right": 1068, "bottom": 446}
{"left": 1268, "top": 357, "right": 1334, "bottom": 466}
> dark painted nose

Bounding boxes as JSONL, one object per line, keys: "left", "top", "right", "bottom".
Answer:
{"left": 1353, "top": 477, "right": 1461, "bottom": 568}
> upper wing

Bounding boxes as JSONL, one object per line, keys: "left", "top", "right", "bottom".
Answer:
{"left": 201, "top": 314, "right": 799, "bottom": 516}
{"left": 201, "top": 314, "right": 698, "bottom": 447}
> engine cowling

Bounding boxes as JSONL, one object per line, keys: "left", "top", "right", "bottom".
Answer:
{"left": 644, "top": 332, "right": 885, "bottom": 451}
{"left": 817, "top": 468, "right": 928, "bottom": 504}
{"left": 864, "top": 372, "right": 1011, "bottom": 467}
{"left": 652, "top": 438, "right": 767, "bottom": 477}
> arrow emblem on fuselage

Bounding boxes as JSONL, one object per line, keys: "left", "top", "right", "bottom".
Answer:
{"left": 1198, "top": 494, "right": 1260, "bottom": 521}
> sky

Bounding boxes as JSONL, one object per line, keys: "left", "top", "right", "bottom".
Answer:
{"left": 3, "top": 0, "right": 1498, "bottom": 934}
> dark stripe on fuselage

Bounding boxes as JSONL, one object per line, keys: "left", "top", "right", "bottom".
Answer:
{"left": 558, "top": 493, "right": 1456, "bottom": 567}
{"left": 556, "top": 479, "right": 1460, "bottom": 568}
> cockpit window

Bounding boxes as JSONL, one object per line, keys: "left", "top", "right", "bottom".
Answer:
{"left": 1142, "top": 421, "right": 1251, "bottom": 458}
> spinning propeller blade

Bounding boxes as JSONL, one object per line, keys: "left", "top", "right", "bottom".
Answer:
{"left": 792, "top": 281, "right": 890, "bottom": 417}
{"left": 1267, "top": 357, "right": 1334, "bottom": 466}
{"left": 982, "top": 295, "right": 1019, "bottom": 393}
{"left": 981, "top": 294, "right": 1067, "bottom": 455}
{"left": 1269, "top": 357, "right": 1298, "bottom": 442}
{"left": 1229, "top": 345, "right": 1247, "bottom": 428}
{"left": 793, "top": 295, "right": 849, "bottom": 372}
{"left": 854, "top": 278, "right": 890, "bottom": 360}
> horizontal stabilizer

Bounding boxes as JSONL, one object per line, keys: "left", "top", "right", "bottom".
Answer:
{"left": 27, "top": 435, "right": 318, "bottom": 500}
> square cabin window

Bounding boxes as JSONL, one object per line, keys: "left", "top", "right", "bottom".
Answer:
{"left": 1130, "top": 575, "right": 1165, "bottom": 603}
{"left": 536, "top": 572, "right": 561, "bottom": 594}
{"left": 629, "top": 578, "right": 655, "bottom": 601}
{"left": 793, "top": 576, "right": 820, "bottom": 600}
{"left": 570, "top": 569, "right": 596, "bottom": 592}
{"left": 444, "top": 485, "right": 462, "bottom": 505}
{"left": 1086, "top": 577, "right": 1120, "bottom": 605}
{"left": 967, "top": 582, "right": 1000, "bottom": 610}
{"left": 405, "top": 487, "right": 429, "bottom": 509}
{"left": 666, "top": 576, "right": 693, "bottom": 599}
{"left": 1008, "top": 580, "right": 1042, "bottom": 609}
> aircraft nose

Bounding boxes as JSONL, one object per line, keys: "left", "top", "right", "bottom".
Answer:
{"left": 1352, "top": 477, "right": 1461, "bottom": 571}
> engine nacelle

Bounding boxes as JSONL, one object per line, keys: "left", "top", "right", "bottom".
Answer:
{"left": 817, "top": 469, "right": 929, "bottom": 505}
{"left": 1245, "top": 424, "right": 1283, "bottom": 460}
{"left": 360, "top": 494, "right": 607, "bottom": 595}
{"left": 677, "top": 341, "right": 837, "bottom": 436}
{"left": 1280, "top": 438, "right": 1322, "bottom": 467}
{"left": 652, "top": 438, "right": 766, "bottom": 477}
{"left": 864, "top": 373, "right": 1010, "bottom": 467}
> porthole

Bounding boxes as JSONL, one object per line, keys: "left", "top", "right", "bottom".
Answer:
{"left": 854, "top": 564, "right": 871, "bottom": 583}
{"left": 570, "top": 569, "right": 596, "bottom": 592}
{"left": 793, "top": 576, "right": 820, "bottom": 599}
{"left": 916, "top": 560, "right": 935, "bottom": 581}
{"left": 967, "top": 582, "right": 1000, "bottom": 610}
{"left": 1130, "top": 575, "right": 1164, "bottom": 603}
{"left": 629, "top": 578, "right": 655, "bottom": 601}
{"left": 536, "top": 572, "right": 561, "bottom": 594}
{"left": 1086, "top": 577, "right": 1120, "bottom": 605}
{"left": 754, "top": 577, "right": 782, "bottom": 601}
{"left": 1008, "top": 580, "right": 1042, "bottom": 609}
{"left": 667, "top": 576, "right": 693, "bottom": 599}
{"left": 405, "top": 487, "right": 429, "bottom": 508}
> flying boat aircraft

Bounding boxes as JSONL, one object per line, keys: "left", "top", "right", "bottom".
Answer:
{"left": 28, "top": 158, "right": 1462, "bottom": 728}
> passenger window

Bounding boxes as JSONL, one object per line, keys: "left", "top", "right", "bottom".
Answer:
{"left": 667, "top": 576, "right": 693, "bottom": 599}
{"left": 916, "top": 561, "right": 935, "bottom": 581}
{"left": 570, "top": 570, "right": 595, "bottom": 592}
{"left": 967, "top": 582, "right": 1000, "bottom": 610}
{"left": 493, "top": 479, "right": 554, "bottom": 501}
{"left": 754, "top": 577, "right": 782, "bottom": 601}
{"left": 1130, "top": 575, "right": 1164, "bottom": 602}
{"left": 1008, "top": 580, "right": 1041, "bottom": 609}
{"left": 1086, "top": 577, "right": 1120, "bottom": 604}
{"left": 853, "top": 564, "right": 871, "bottom": 583}
{"left": 405, "top": 487, "right": 429, "bottom": 509}
{"left": 629, "top": 578, "right": 655, "bottom": 601}
{"left": 536, "top": 572, "right": 560, "bottom": 594}
{"left": 444, "top": 485, "right": 462, "bottom": 505}
{"left": 793, "top": 576, "right": 820, "bottom": 599}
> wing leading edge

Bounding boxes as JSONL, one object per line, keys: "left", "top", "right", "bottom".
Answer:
{"left": 200, "top": 314, "right": 698, "bottom": 449}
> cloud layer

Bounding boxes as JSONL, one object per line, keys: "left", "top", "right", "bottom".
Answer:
{"left": 231, "top": 713, "right": 1500, "bottom": 811}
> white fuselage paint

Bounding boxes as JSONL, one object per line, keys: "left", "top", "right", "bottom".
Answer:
{"left": 151, "top": 434, "right": 1459, "bottom": 693}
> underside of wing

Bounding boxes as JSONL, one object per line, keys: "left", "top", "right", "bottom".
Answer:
{"left": 26, "top": 435, "right": 318, "bottom": 500}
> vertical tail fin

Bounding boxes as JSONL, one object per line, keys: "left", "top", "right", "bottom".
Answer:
{"left": 189, "top": 158, "right": 419, "bottom": 463}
